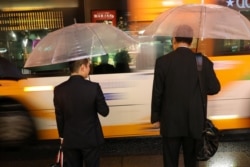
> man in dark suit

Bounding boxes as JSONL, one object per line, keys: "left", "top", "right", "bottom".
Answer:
{"left": 54, "top": 58, "right": 109, "bottom": 167}
{"left": 151, "top": 25, "right": 220, "bottom": 167}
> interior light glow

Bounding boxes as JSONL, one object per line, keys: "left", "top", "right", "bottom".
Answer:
{"left": 209, "top": 115, "right": 239, "bottom": 120}
{"left": 138, "top": 30, "right": 145, "bottom": 35}
{"left": 24, "top": 86, "right": 54, "bottom": 92}
{"left": 0, "top": 48, "right": 7, "bottom": 53}
{"left": 162, "top": 0, "right": 183, "bottom": 7}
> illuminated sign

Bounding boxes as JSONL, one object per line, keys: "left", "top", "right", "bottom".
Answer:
{"left": 226, "top": 0, "right": 250, "bottom": 8}
{"left": 0, "top": 11, "right": 64, "bottom": 31}
{"left": 0, "top": 0, "right": 78, "bottom": 11}
{"left": 91, "top": 10, "right": 117, "bottom": 26}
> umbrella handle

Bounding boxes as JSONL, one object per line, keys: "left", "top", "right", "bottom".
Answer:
{"left": 195, "top": 38, "right": 199, "bottom": 53}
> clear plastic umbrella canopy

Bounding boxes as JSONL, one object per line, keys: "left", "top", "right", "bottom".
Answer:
{"left": 24, "top": 23, "right": 138, "bottom": 68}
{"left": 143, "top": 4, "right": 250, "bottom": 40}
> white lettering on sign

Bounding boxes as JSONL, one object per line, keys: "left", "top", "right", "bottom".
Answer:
{"left": 226, "top": 0, "right": 250, "bottom": 8}
{"left": 226, "top": 0, "right": 234, "bottom": 7}
{"left": 93, "top": 13, "right": 115, "bottom": 19}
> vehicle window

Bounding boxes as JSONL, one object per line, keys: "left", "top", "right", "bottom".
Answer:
{"left": 212, "top": 11, "right": 250, "bottom": 57}
{"left": 92, "top": 50, "right": 132, "bottom": 74}
{"left": 91, "top": 36, "right": 174, "bottom": 74}
{"left": 213, "top": 39, "right": 250, "bottom": 56}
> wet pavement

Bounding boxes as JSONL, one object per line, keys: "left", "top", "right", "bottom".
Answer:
{"left": 0, "top": 135, "right": 249, "bottom": 167}
{"left": 100, "top": 136, "right": 250, "bottom": 167}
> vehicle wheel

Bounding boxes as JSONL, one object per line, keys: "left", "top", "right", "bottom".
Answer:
{"left": 0, "top": 106, "right": 36, "bottom": 147}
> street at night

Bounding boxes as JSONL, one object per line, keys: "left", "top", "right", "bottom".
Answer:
{"left": 0, "top": 134, "right": 249, "bottom": 167}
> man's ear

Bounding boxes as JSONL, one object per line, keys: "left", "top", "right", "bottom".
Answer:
{"left": 79, "top": 64, "right": 85, "bottom": 72}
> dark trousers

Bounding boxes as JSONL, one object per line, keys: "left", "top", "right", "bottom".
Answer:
{"left": 162, "top": 137, "right": 198, "bottom": 167}
{"left": 63, "top": 146, "right": 100, "bottom": 167}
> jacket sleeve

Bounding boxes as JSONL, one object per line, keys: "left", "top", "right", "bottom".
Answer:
{"left": 203, "top": 57, "right": 221, "bottom": 95}
{"left": 151, "top": 58, "right": 164, "bottom": 123}
{"left": 53, "top": 87, "right": 64, "bottom": 138}
{"left": 95, "top": 83, "right": 109, "bottom": 117}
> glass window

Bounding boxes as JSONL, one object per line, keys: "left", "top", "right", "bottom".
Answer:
{"left": 0, "top": 29, "right": 70, "bottom": 77}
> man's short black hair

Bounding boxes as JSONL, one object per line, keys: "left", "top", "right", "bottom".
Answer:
{"left": 175, "top": 37, "right": 193, "bottom": 45}
{"left": 68, "top": 58, "right": 89, "bottom": 73}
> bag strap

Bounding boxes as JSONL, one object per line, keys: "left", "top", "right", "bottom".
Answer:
{"left": 55, "top": 144, "right": 63, "bottom": 167}
{"left": 195, "top": 53, "right": 207, "bottom": 127}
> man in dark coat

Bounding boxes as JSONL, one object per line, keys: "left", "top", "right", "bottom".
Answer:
{"left": 151, "top": 25, "right": 220, "bottom": 167}
{"left": 54, "top": 58, "right": 109, "bottom": 167}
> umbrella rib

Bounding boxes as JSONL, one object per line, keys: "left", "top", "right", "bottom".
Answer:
{"left": 199, "top": 4, "right": 206, "bottom": 40}
{"left": 52, "top": 31, "right": 66, "bottom": 63}
{"left": 72, "top": 24, "right": 84, "bottom": 57}
{"left": 150, "top": 7, "right": 179, "bottom": 37}
{"left": 236, "top": 11, "right": 250, "bottom": 39}
{"left": 86, "top": 25, "right": 108, "bottom": 55}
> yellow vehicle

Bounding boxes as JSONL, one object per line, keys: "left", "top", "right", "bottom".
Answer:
{"left": 1, "top": 1, "right": 250, "bottom": 146}
{"left": 1, "top": 33, "right": 250, "bottom": 147}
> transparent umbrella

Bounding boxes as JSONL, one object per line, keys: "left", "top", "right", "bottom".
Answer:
{"left": 24, "top": 23, "right": 138, "bottom": 68}
{"left": 143, "top": 4, "right": 250, "bottom": 40}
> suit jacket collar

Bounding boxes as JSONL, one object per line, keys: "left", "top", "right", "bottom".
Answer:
{"left": 69, "top": 75, "right": 85, "bottom": 81}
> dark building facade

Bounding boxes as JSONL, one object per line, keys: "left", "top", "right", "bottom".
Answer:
{"left": 0, "top": 0, "right": 127, "bottom": 68}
